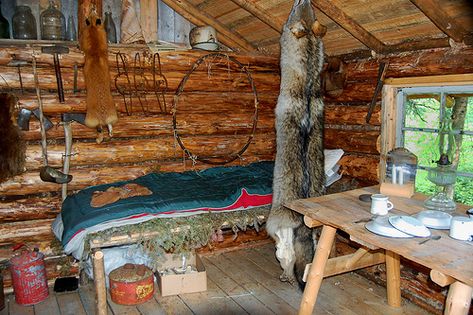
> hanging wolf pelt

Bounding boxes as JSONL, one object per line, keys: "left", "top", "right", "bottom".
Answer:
{"left": 80, "top": 10, "right": 118, "bottom": 143}
{"left": 266, "top": 0, "right": 325, "bottom": 289}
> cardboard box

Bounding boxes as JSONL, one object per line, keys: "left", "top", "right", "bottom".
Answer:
{"left": 157, "top": 252, "right": 207, "bottom": 296}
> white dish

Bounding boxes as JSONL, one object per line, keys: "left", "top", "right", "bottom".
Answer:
{"left": 365, "top": 216, "right": 414, "bottom": 238}
{"left": 388, "top": 215, "right": 431, "bottom": 237}
{"left": 415, "top": 210, "right": 452, "bottom": 229}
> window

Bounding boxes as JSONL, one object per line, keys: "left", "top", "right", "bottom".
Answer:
{"left": 381, "top": 76, "right": 473, "bottom": 205}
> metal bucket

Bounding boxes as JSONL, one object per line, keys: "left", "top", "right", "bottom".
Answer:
{"left": 109, "top": 263, "right": 154, "bottom": 305}
{"left": 9, "top": 249, "right": 49, "bottom": 305}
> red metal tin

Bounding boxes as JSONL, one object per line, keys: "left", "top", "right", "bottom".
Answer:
{"left": 9, "top": 250, "right": 49, "bottom": 305}
{"left": 109, "top": 263, "right": 154, "bottom": 305}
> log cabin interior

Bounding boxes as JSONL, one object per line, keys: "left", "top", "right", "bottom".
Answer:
{"left": 0, "top": 0, "right": 472, "bottom": 314}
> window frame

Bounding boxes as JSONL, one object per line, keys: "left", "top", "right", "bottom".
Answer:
{"left": 379, "top": 74, "right": 473, "bottom": 183}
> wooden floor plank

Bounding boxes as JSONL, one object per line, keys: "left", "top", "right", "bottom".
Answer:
{"left": 202, "top": 257, "right": 275, "bottom": 315}
{"left": 243, "top": 245, "right": 356, "bottom": 315}
{"left": 177, "top": 277, "right": 248, "bottom": 315}
{"left": 210, "top": 252, "right": 298, "bottom": 314}
{"left": 78, "top": 285, "right": 113, "bottom": 315}
{"left": 153, "top": 291, "right": 193, "bottom": 315}
{"left": 56, "top": 292, "right": 87, "bottom": 315}
{"left": 136, "top": 294, "right": 167, "bottom": 315}
{"left": 34, "top": 288, "right": 60, "bottom": 315}
{"left": 106, "top": 291, "right": 141, "bottom": 315}
{"left": 8, "top": 296, "right": 34, "bottom": 315}
{"left": 340, "top": 272, "right": 431, "bottom": 315}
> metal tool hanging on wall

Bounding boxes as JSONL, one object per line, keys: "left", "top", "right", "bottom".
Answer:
{"left": 114, "top": 52, "right": 168, "bottom": 115}
{"left": 32, "top": 56, "right": 72, "bottom": 184}
{"left": 366, "top": 61, "right": 388, "bottom": 124}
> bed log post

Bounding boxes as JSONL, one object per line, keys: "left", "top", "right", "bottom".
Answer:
{"left": 93, "top": 250, "right": 107, "bottom": 315}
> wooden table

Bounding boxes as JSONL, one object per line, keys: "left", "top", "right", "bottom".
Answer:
{"left": 285, "top": 186, "right": 473, "bottom": 315}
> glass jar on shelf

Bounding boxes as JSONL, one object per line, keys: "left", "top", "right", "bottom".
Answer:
{"left": 40, "top": 0, "right": 65, "bottom": 40}
{"left": 12, "top": 5, "right": 37, "bottom": 40}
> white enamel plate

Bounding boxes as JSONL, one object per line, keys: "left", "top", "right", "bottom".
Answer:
{"left": 365, "top": 216, "right": 414, "bottom": 238}
{"left": 415, "top": 210, "right": 452, "bottom": 230}
{"left": 388, "top": 215, "right": 431, "bottom": 237}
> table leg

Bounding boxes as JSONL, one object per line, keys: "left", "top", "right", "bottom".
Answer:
{"left": 93, "top": 250, "right": 107, "bottom": 315}
{"left": 298, "top": 225, "right": 337, "bottom": 315}
{"left": 385, "top": 250, "right": 401, "bottom": 307}
{"left": 444, "top": 281, "right": 473, "bottom": 315}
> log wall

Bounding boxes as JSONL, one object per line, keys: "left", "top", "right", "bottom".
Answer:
{"left": 0, "top": 42, "right": 472, "bottom": 294}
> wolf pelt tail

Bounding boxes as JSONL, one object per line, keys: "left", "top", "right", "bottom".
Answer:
{"left": 267, "top": 0, "right": 325, "bottom": 289}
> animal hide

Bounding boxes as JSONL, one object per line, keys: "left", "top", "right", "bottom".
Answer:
{"left": 81, "top": 11, "right": 118, "bottom": 142}
{"left": 0, "top": 93, "right": 26, "bottom": 182}
{"left": 266, "top": 0, "right": 325, "bottom": 289}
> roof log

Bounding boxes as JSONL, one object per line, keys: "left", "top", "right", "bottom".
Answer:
{"left": 311, "top": 0, "right": 386, "bottom": 53}
{"left": 409, "top": 0, "right": 469, "bottom": 43}
{"left": 229, "top": 0, "right": 284, "bottom": 34}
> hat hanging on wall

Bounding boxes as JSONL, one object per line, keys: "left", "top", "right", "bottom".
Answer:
{"left": 189, "top": 26, "right": 218, "bottom": 51}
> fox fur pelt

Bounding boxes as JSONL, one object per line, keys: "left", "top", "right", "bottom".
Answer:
{"left": 0, "top": 93, "right": 26, "bottom": 182}
{"left": 266, "top": 0, "right": 325, "bottom": 289}
{"left": 80, "top": 11, "right": 118, "bottom": 141}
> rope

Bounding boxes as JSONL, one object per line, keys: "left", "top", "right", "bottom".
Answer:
{"left": 172, "top": 53, "right": 259, "bottom": 165}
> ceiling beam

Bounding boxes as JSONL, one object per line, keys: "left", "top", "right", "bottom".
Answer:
{"left": 311, "top": 0, "right": 386, "bottom": 53}
{"left": 160, "top": 0, "right": 257, "bottom": 52}
{"left": 409, "top": 0, "right": 467, "bottom": 43}
{"left": 229, "top": 0, "right": 284, "bottom": 34}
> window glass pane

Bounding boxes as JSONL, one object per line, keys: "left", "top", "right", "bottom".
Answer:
{"left": 457, "top": 134, "right": 473, "bottom": 174}
{"left": 403, "top": 130, "right": 438, "bottom": 168}
{"left": 405, "top": 95, "right": 440, "bottom": 129}
{"left": 453, "top": 176, "right": 473, "bottom": 205}
{"left": 414, "top": 169, "right": 436, "bottom": 196}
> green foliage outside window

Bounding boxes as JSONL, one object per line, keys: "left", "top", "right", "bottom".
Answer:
{"left": 403, "top": 96, "right": 473, "bottom": 205}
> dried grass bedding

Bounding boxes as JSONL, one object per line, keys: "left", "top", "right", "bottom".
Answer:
{"left": 53, "top": 161, "right": 274, "bottom": 259}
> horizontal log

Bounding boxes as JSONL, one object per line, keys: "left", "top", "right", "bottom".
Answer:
{"left": 325, "top": 104, "right": 380, "bottom": 126}
{"left": 0, "top": 65, "right": 280, "bottom": 93}
{"left": 2, "top": 152, "right": 377, "bottom": 199}
{"left": 338, "top": 153, "right": 379, "bottom": 182}
{"left": 22, "top": 111, "right": 275, "bottom": 141}
{"left": 0, "top": 154, "right": 276, "bottom": 196}
{"left": 18, "top": 92, "right": 277, "bottom": 115}
{"left": 325, "top": 128, "right": 379, "bottom": 154}
{"left": 0, "top": 197, "right": 61, "bottom": 223}
{"left": 24, "top": 134, "right": 276, "bottom": 170}
{"left": 0, "top": 219, "right": 55, "bottom": 246}
{"left": 344, "top": 46, "right": 473, "bottom": 81}
{"left": 2, "top": 254, "right": 79, "bottom": 289}
{"left": 0, "top": 44, "right": 279, "bottom": 72}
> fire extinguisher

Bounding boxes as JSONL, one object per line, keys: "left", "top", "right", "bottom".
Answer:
{"left": 9, "top": 244, "right": 49, "bottom": 305}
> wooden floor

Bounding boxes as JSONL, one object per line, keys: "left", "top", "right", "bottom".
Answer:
{"left": 1, "top": 242, "right": 432, "bottom": 315}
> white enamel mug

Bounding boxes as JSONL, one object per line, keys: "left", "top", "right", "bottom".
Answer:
{"left": 370, "top": 194, "right": 394, "bottom": 215}
{"left": 449, "top": 216, "right": 473, "bottom": 241}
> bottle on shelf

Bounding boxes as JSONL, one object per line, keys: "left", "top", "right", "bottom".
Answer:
{"left": 65, "top": 14, "right": 76, "bottom": 41}
{"left": 104, "top": 10, "right": 117, "bottom": 44}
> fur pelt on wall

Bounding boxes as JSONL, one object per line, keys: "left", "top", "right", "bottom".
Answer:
{"left": 266, "top": 0, "right": 325, "bottom": 289}
{"left": 80, "top": 11, "right": 118, "bottom": 142}
{"left": 0, "top": 93, "right": 26, "bottom": 182}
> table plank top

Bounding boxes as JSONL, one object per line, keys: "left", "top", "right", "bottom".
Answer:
{"left": 285, "top": 186, "right": 473, "bottom": 287}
